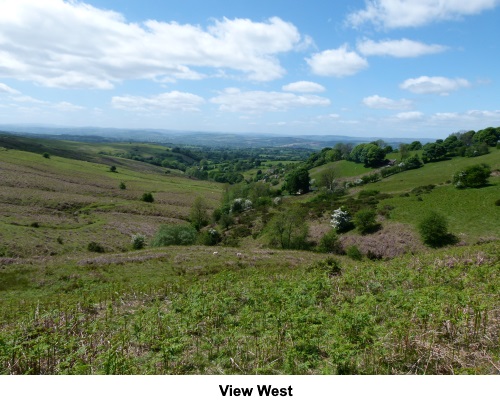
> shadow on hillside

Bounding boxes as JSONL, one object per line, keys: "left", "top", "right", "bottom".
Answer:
{"left": 429, "top": 233, "right": 460, "bottom": 248}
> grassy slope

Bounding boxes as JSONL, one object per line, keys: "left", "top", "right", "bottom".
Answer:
{"left": 0, "top": 243, "right": 498, "bottom": 374}
{"left": 0, "top": 133, "right": 194, "bottom": 169}
{"left": 310, "top": 160, "right": 374, "bottom": 181}
{"left": 0, "top": 149, "right": 222, "bottom": 257}
{"left": 365, "top": 149, "right": 500, "bottom": 242}
{"left": 308, "top": 149, "right": 500, "bottom": 243}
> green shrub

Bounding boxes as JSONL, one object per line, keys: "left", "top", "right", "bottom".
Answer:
{"left": 353, "top": 209, "right": 379, "bottom": 234}
{"left": 198, "top": 228, "right": 221, "bottom": 246}
{"left": 141, "top": 192, "right": 154, "bottom": 203}
{"left": 150, "top": 224, "right": 197, "bottom": 247}
{"left": 131, "top": 234, "right": 146, "bottom": 250}
{"left": 87, "top": 241, "right": 105, "bottom": 253}
{"left": 346, "top": 245, "right": 363, "bottom": 261}
{"left": 119, "top": 182, "right": 126, "bottom": 190}
{"left": 453, "top": 163, "right": 491, "bottom": 188}
{"left": 110, "top": 165, "right": 117, "bottom": 172}
{"left": 418, "top": 211, "right": 452, "bottom": 247}
{"left": 42, "top": 152, "right": 50, "bottom": 159}
{"left": 317, "top": 229, "right": 343, "bottom": 254}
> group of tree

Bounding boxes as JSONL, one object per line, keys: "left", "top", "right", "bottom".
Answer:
{"left": 421, "top": 127, "right": 499, "bottom": 162}
{"left": 348, "top": 142, "right": 387, "bottom": 167}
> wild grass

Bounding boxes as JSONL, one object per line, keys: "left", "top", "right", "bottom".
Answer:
{"left": 0, "top": 243, "right": 498, "bottom": 374}
{"left": 0, "top": 149, "right": 222, "bottom": 257}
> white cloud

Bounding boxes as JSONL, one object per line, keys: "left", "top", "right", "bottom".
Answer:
{"left": 347, "top": 0, "right": 500, "bottom": 29}
{"left": 363, "top": 95, "right": 413, "bottom": 110}
{"left": 357, "top": 38, "right": 447, "bottom": 58}
{"left": 394, "top": 111, "right": 424, "bottom": 120}
{"left": 282, "top": 81, "right": 326, "bottom": 93}
{"left": 0, "top": 0, "right": 306, "bottom": 88}
{"left": 306, "top": 45, "right": 368, "bottom": 77}
{"left": 431, "top": 109, "right": 500, "bottom": 122}
{"left": 0, "top": 83, "right": 20, "bottom": 95}
{"left": 53, "top": 102, "right": 85, "bottom": 112}
{"left": 112, "top": 92, "right": 205, "bottom": 112}
{"left": 400, "top": 76, "right": 471, "bottom": 95}
{"left": 210, "top": 88, "right": 330, "bottom": 113}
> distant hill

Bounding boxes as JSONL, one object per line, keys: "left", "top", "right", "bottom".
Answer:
{"left": 0, "top": 124, "right": 435, "bottom": 149}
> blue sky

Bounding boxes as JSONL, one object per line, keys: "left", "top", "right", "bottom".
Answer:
{"left": 0, "top": 0, "right": 499, "bottom": 138}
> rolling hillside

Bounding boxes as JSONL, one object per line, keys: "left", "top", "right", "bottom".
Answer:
{"left": 0, "top": 135, "right": 498, "bottom": 375}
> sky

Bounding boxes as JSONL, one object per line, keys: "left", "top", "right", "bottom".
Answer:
{"left": 0, "top": 0, "right": 499, "bottom": 138}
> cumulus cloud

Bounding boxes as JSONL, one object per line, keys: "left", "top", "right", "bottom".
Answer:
{"left": 400, "top": 76, "right": 471, "bottom": 95}
{"left": 112, "top": 92, "right": 205, "bottom": 112}
{"left": 347, "top": 0, "right": 500, "bottom": 29}
{"left": 394, "top": 111, "right": 424, "bottom": 120}
{"left": 210, "top": 88, "right": 330, "bottom": 113}
{"left": 306, "top": 45, "right": 368, "bottom": 77}
{"left": 363, "top": 95, "right": 413, "bottom": 110}
{"left": 357, "top": 38, "right": 447, "bottom": 58}
{"left": 0, "top": 0, "right": 306, "bottom": 88}
{"left": 282, "top": 81, "right": 326, "bottom": 93}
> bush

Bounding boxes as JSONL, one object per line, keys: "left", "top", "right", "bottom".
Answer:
{"left": 119, "top": 182, "right": 126, "bottom": 190}
{"left": 353, "top": 209, "right": 379, "bottom": 234}
{"left": 131, "top": 234, "right": 146, "bottom": 250}
{"left": 453, "top": 164, "right": 491, "bottom": 188}
{"left": 141, "top": 192, "right": 154, "bottom": 203}
{"left": 198, "top": 228, "right": 221, "bottom": 246}
{"left": 110, "top": 165, "right": 117, "bottom": 172}
{"left": 317, "top": 229, "right": 343, "bottom": 254}
{"left": 330, "top": 207, "right": 352, "bottom": 233}
{"left": 346, "top": 245, "right": 363, "bottom": 261}
{"left": 87, "top": 241, "right": 105, "bottom": 253}
{"left": 150, "top": 224, "right": 197, "bottom": 247}
{"left": 418, "top": 212, "right": 452, "bottom": 247}
{"left": 42, "top": 152, "right": 50, "bottom": 159}
{"left": 361, "top": 173, "right": 380, "bottom": 184}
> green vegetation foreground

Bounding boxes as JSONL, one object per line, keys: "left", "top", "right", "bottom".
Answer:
{"left": 1, "top": 242, "right": 498, "bottom": 374}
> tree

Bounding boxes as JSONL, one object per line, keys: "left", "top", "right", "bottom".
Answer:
{"left": 453, "top": 164, "right": 491, "bottom": 188}
{"left": 318, "top": 166, "right": 337, "bottom": 191}
{"left": 473, "top": 127, "right": 499, "bottom": 147}
{"left": 409, "top": 141, "right": 422, "bottom": 151}
{"left": 284, "top": 167, "right": 310, "bottom": 194}
{"left": 42, "top": 152, "right": 50, "bottom": 159}
{"left": 418, "top": 211, "right": 452, "bottom": 247}
{"left": 267, "top": 207, "right": 309, "bottom": 250}
{"left": 349, "top": 143, "right": 386, "bottom": 167}
{"left": 399, "top": 143, "right": 410, "bottom": 160}
{"left": 110, "top": 165, "right": 117, "bottom": 172}
{"left": 422, "top": 142, "right": 447, "bottom": 162}
{"left": 189, "top": 196, "right": 209, "bottom": 231}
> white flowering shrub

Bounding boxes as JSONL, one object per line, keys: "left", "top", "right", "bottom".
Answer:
{"left": 231, "top": 198, "right": 253, "bottom": 213}
{"left": 330, "top": 207, "right": 352, "bottom": 232}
